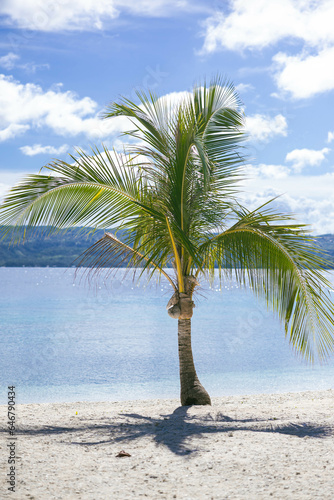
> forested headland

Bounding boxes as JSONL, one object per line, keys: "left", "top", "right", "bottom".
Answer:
{"left": 1, "top": 227, "right": 333, "bottom": 268}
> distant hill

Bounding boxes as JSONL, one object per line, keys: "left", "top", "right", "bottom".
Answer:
{"left": 315, "top": 234, "right": 334, "bottom": 267}
{"left": 0, "top": 227, "right": 333, "bottom": 268}
{"left": 0, "top": 227, "right": 108, "bottom": 267}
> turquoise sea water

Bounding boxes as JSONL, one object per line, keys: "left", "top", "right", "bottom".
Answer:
{"left": 1, "top": 267, "right": 334, "bottom": 404}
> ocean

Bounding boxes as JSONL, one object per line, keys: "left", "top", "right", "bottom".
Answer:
{"left": 1, "top": 267, "right": 334, "bottom": 404}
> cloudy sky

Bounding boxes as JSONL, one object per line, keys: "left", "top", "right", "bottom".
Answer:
{"left": 0, "top": 0, "right": 333, "bottom": 234}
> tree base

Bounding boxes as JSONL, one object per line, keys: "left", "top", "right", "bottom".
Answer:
{"left": 181, "top": 381, "right": 212, "bottom": 406}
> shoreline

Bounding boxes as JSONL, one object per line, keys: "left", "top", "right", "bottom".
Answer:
{"left": 2, "top": 365, "right": 334, "bottom": 405}
{"left": 1, "top": 385, "right": 334, "bottom": 406}
{"left": 1, "top": 389, "right": 334, "bottom": 499}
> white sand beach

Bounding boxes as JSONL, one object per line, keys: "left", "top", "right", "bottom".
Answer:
{"left": 1, "top": 389, "right": 334, "bottom": 499}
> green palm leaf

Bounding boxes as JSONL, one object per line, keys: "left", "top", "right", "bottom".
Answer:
{"left": 197, "top": 203, "right": 334, "bottom": 360}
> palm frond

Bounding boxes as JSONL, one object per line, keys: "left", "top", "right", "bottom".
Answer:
{"left": 76, "top": 231, "right": 176, "bottom": 290}
{"left": 197, "top": 205, "right": 334, "bottom": 361}
{"left": 0, "top": 146, "right": 163, "bottom": 242}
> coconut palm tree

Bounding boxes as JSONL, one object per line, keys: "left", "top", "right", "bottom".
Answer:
{"left": 1, "top": 76, "right": 334, "bottom": 405}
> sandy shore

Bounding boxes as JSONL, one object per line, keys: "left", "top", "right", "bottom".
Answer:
{"left": 1, "top": 390, "right": 334, "bottom": 499}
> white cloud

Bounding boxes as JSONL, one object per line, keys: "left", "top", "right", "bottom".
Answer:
{"left": 0, "top": 0, "right": 195, "bottom": 32}
{"left": 0, "top": 0, "right": 117, "bottom": 32}
{"left": 285, "top": 147, "right": 330, "bottom": 173}
{"left": 245, "top": 163, "right": 290, "bottom": 179}
{"left": 0, "top": 123, "right": 30, "bottom": 142}
{"left": 328, "top": 132, "right": 334, "bottom": 143}
{"left": 273, "top": 47, "right": 334, "bottom": 99}
{"left": 0, "top": 77, "right": 245, "bottom": 145}
{"left": 0, "top": 52, "right": 19, "bottom": 70}
{"left": 156, "top": 90, "right": 192, "bottom": 111}
{"left": 201, "top": 0, "right": 334, "bottom": 54}
{"left": 200, "top": 1, "right": 334, "bottom": 99}
{"left": 245, "top": 114, "right": 287, "bottom": 142}
{"left": 0, "top": 74, "right": 129, "bottom": 142}
{"left": 240, "top": 167, "right": 334, "bottom": 234}
{"left": 21, "top": 62, "right": 50, "bottom": 74}
{"left": 235, "top": 83, "right": 254, "bottom": 93}
{"left": 20, "top": 144, "right": 69, "bottom": 156}
{"left": 0, "top": 52, "right": 49, "bottom": 74}
{"left": 244, "top": 189, "right": 334, "bottom": 235}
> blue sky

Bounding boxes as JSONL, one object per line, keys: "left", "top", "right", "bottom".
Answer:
{"left": 0, "top": 0, "right": 333, "bottom": 233}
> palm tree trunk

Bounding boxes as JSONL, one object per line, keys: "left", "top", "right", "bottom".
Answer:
{"left": 178, "top": 318, "right": 211, "bottom": 406}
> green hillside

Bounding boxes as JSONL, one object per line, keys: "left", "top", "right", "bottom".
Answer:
{"left": 315, "top": 234, "right": 334, "bottom": 267}
{"left": 0, "top": 227, "right": 333, "bottom": 268}
{"left": 0, "top": 227, "right": 107, "bottom": 267}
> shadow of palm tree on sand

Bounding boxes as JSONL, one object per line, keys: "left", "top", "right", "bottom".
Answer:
{"left": 1, "top": 405, "right": 332, "bottom": 456}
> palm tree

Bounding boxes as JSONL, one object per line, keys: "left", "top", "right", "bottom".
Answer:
{"left": 1, "top": 76, "right": 334, "bottom": 405}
